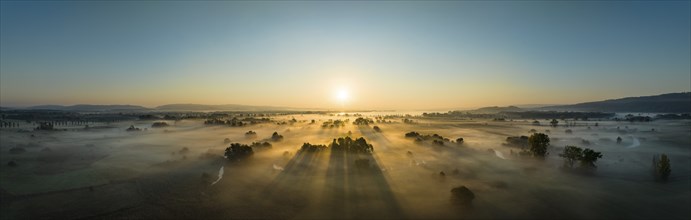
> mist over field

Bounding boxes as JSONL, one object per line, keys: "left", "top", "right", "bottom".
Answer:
{"left": 1, "top": 112, "right": 689, "bottom": 219}
{"left": 1, "top": 1, "right": 690, "bottom": 219}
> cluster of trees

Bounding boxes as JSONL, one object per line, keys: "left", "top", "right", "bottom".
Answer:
{"left": 652, "top": 154, "right": 671, "bottom": 181}
{"left": 271, "top": 132, "right": 284, "bottom": 141}
{"left": 322, "top": 119, "right": 346, "bottom": 128}
{"left": 505, "top": 136, "right": 529, "bottom": 148}
{"left": 508, "top": 133, "right": 550, "bottom": 158}
{"left": 655, "top": 113, "right": 691, "bottom": 120}
{"left": 151, "top": 122, "right": 169, "bottom": 128}
{"left": 405, "top": 131, "right": 421, "bottom": 138}
{"left": 0, "top": 121, "right": 21, "bottom": 128}
{"left": 558, "top": 146, "right": 603, "bottom": 168}
{"left": 402, "top": 118, "right": 415, "bottom": 124}
{"left": 352, "top": 117, "right": 374, "bottom": 125}
{"left": 528, "top": 133, "right": 550, "bottom": 157}
{"left": 299, "top": 143, "right": 328, "bottom": 152}
{"left": 224, "top": 143, "right": 254, "bottom": 161}
{"left": 405, "top": 131, "right": 463, "bottom": 146}
{"left": 620, "top": 114, "right": 652, "bottom": 122}
{"left": 126, "top": 125, "right": 141, "bottom": 132}
{"left": 450, "top": 186, "right": 475, "bottom": 206}
{"left": 36, "top": 122, "right": 54, "bottom": 130}
{"left": 204, "top": 117, "right": 245, "bottom": 126}
{"left": 550, "top": 119, "right": 559, "bottom": 127}
{"left": 138, "top": 115, "right": 159, "bottom": 120}
{"left": 245, "top": 130, "right": 257, "bottom": 138}
{"left": 242, "top": 117, "right": 272, "bottom": 124}
{"left": 330, "top": 136, "right": 374, "bottom": 153}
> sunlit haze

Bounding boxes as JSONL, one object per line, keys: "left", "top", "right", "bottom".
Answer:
{"left": 1, "top": 2, "right": 690, "bottom": 220}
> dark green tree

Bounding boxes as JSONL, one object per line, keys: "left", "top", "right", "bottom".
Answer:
{"left": 550, "top": 119, "right": 559, "bottom": 127}
{"left": 528, "top": 133, "right": 550, "bottom": 157}
{"left": 655, "top": 154, "right": 671, "bottom": 181}
{"left": 224, "top": 143, "right": 254, "bottom": 161}
{"left": 559, "top": 146, "right": 583, "bottom": 168}
{"left": 450, "top": 186, "right": 475, "bottom": 206}
{"left": 580, "top": 148, "right": 603, "bottom": 168}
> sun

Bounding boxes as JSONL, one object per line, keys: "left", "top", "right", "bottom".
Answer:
{"left": 336, "top": 89, "right": 349, "bottom": 103}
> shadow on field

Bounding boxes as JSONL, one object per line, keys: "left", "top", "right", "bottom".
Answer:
{"left": 321, "top": 146, "right": 404, "bottom": 219}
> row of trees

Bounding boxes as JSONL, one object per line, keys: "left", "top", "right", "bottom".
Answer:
{"left": 0, "top": 121, "right": 21, "bottom": 128}
{"left": 353, "top": 117, "right": 374, "bottom": 125}
{"left": 322, "top": 119, "right": 346, "bottom": 128}
{"left": 406, "top": 131, "right": 463, "bottom": 146}
{"left": 299, "top": 143, "right": 328, "bottom": 152}
{"left": 204, "top": 117, "right": 245, "bottom": 127}
{"left": 224, "top": 143, "right": 254, "bottom": 161}
{"left": 330, "top": 136, "right": 374, "bottom": 153}
{"left": 151, "top": 122, "right": 169, "bottom": 128}
{"left": 558, "top": 146, "right": 603, "bottom": 168}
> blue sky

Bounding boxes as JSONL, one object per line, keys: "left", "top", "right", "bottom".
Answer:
{"left": 1, "top": 1, "right": 689, "bottom": 109}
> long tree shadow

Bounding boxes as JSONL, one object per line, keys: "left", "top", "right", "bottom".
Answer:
{"left": 322, "top": 141, "right": 404, "bottom": 219}
{"left": 260, "top": 146, "right": 326, "bottom": 217}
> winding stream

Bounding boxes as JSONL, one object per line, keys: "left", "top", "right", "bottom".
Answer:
{"left": 211, "top": 166, "right": 224, "bottom": 185}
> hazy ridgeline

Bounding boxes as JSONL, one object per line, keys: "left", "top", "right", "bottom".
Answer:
{"left": 0, "top": 114, "right": 689, "bottom": 219}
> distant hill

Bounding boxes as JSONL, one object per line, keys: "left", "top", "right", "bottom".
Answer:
{"left": 154, "top": 104, "right": 300, "bottom": 111}
{"left": 539, "top": 92, "right": 691, "bottom": 113}
{"left": 466, "top": 106, "right": 524, "bottom": 114}
{"left": 26, "top": 104, "right": 150, "bottom": 112}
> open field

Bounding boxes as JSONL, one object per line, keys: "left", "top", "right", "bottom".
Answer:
{"left": 1, "top": 114, "right": 690, "bottom": 219}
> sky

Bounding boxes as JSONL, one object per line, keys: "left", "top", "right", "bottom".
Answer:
{"left": 1, "top": 1, "right": 689, "bottom": 110}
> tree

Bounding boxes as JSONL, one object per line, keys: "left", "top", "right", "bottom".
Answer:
{"left": 451, "top": 186, "right": 475, "bottom": 206}
{"left": 224, "top": 143, "right": 254, "bottom": 161}
{"left": 550, "top": 119, "right": 559, "bottom": 127}
{"left": 151, "top": 121, "right": 169, "bottom": 128}
{"left": 559, "top": 146, "right": 583, "bottom": 168}
{"left": 528, "top": 133, "right": 550, "bottom": 157}
{"left": 271, "top": 132, "right": 284, "bottom": 141}
{"left": 405, "top": 131, "right": 420, "bottom": 138}
{"left": 580, "top": 148, "right": 603, "bottom": 168}
{"left": 654, "top": 154, "right": 671, "bottom": 181}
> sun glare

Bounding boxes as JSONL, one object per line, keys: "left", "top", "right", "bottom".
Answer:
{"left": 336, "top": 89, "right": 349, "bottom": 103}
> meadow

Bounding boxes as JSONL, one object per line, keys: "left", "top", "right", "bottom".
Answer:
{"left": 1, "top": 114, "right": 689, "bottom": 219}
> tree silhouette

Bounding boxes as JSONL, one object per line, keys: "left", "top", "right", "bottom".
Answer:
{"left": 271, "top": 132, "right": 284, "bottom": 141}
{"left": 550, "top": 119, "right": 559, "bottom": 127}
{"left": 579, "top": 148, "right": 602, "bottom": 168}
{"left": 653, "top": 154, "right": 671, "bottom": 181}
{"left": 451, "top": 186, "right": 475, "bottom": 206}
{"left": 224, "top": 143, "right": 254, "bottom": 161}
{"left": 559, "top": 146, "right": 582, "bottom": 168}
{"left": 528, "top": 133, "right": 550, "bottom": 157}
